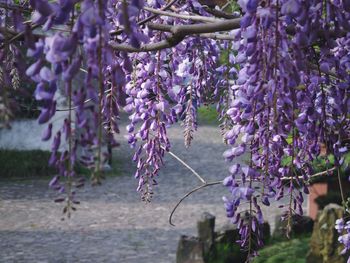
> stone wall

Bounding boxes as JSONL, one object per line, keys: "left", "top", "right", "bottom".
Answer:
{"left": 0, "top": 111, "right": 67, "bottom": 151}
{"left": 307, "top": 204, "right": 349, "bottom": 263}
{"left": 176, "top": 212, "right": 271, "bottom": 263}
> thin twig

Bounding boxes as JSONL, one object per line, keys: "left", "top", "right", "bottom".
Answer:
{"left": 167, "top": 150, "right": 206, "bottom": 184}
{"left": 55, "top": 68, "right": 104, "bottom": 111}
{"left": 169, "top": 180, "right": 223, "bottom": 226}
{"left": 56, "top": 88, "right": 112, "bottom": 111}
{"left": 198, "top": 32, "right": 236, "bottom": 40}
{"left": 0, "top": 2, "right": 32, "bottom": 13}
{"left": 110, "top": 0, "right": 180, "bottom": 35}
{"left": 337, "top": 166, "right": 346, "bottom": 206}
{"left": 203, "top": 6, "right": 240, "bottom": 19}
{"left": 309, "top": 167, "right": 336, "bottom": 179}
{"left": 279, "top": 167, "right": 336, "bottom": 182}
{"left": 143, "top": 6, "right": 222, "bottom": 23}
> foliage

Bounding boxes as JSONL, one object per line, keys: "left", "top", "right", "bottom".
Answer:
{"left": 74, "top": 156, "right": 123, "bottom": 178}
{"left": 309, "top": 153, "right": 350, "bottom": 184}
{"left": 0, "top": 149, "right": 122, "bottom": 179}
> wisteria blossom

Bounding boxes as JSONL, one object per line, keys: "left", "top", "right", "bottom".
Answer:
{"left": 0, "top": 0, "right": 350, "bottom": 260}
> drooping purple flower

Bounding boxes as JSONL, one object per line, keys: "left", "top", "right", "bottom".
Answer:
{"left": 281, "top": 0, "right": 301, "bottom": 17}
{"left": 42, "top": 123, "right": 53, "bottom": 141}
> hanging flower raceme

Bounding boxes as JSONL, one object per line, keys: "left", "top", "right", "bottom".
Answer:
{"left": 219, "top": 0, "right": 350, "bottom": 259}
{"left": 171, "top": 37, "right": 221, "bottom": 147}
{"left": 336, "top": 218, "right": 350, "bottom": 258}
{"left": 21, "top": 0, "right": 119, "bottom": 215}
{"left": 118, "top": 0, "right": 223, "bottom": 198}
{"left": 123, "top": 49, "right": 172, "bottom": 201}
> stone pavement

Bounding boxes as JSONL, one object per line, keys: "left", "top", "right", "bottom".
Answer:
{"left": 0, "top": 122, "right": 297, "bottom": 263}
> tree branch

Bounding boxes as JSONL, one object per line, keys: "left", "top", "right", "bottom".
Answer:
{"left": 109, "top": 17, "right": 241, "bottom": 52}
{"left": 198, "top": 32, "right": 236, "bottom": 40}
{"left": 150, "top": 17, "right": 241, "bottom": 35}
{"left": 109, "top": 35, "right": 185, "bottom": 52}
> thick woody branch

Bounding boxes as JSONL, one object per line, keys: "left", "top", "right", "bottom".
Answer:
{"left": 109, "top": 35, "right": 186, "bottom": 52}
{"left": 0, "top": 24, "right": 42, "bottom": 49}
{"left": 109, "top": 17, "right": 241, "bottom": 52}
{"left": 155, "top": 17, "right": 241, "bottom": 35}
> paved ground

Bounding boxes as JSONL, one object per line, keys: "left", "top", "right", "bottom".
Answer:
{"left": 0, "top": 119, "right": 298, "bottom": 263}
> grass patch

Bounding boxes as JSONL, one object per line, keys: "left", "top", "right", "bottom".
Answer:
{"left": 0, "top": 149, "right": 123, "bottom": 179}
{"left": 0, "top": 149, "right": 56, "bottom": 178}
{"left": 252, "top": 236, "right": 310, "bottom": 263}
{"left": 75, "top": 157, "right": 123, "bottom": 178}
{"left": 197, "top": 105, "right": 219, "bottom": 125}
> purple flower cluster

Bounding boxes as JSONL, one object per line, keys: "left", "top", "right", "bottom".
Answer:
{"left": 123, "top": 50, "right": 172, "bottom": 200}
{"left": 21, "top": 0, "right": 123, "bottom": 215}
{"left": 173, "top": 38, "right": 220, "bottom": 147}
{"left": 113, "top": 0, "right": 148, "bottom": 48}
{"left": 119, "top": 1, "right": 221, "bottom": 196}
{"left": 221, "top": 0, "right": 350, "bottom": 257}
{"left": 1, "top": 0, "right": 223, "bottom": 201}
{"left": 335, "top": 218, "right": 350, "bottom": 261}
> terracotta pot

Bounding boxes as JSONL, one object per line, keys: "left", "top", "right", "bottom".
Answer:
{"left": 308, "top": 182, "right": 328, "bottom": 220}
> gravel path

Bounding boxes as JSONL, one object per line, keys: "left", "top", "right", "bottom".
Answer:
{"left": 0, "top": 120, "right": 295, "bottom": 263}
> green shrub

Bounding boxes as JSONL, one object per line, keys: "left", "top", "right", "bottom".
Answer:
{"left": 208, "top": 234, "right": 311, "bottom": 263}
{"left": 252, "top": 237, "right": 310, "bottom": 263}
{"left": 0, "top": 149, "right": 123, "bottom": 179}
{"left": 0, "top": 149, "right": 57, "bottom": 178}
{"left": 207, "top": 242, "right": 247, "bottom": 263}
{"left": 197, "top": 105, "right": 219, "bottom": 125}
{"left": 74, "top": 156, "right": 123, "bottom": 178}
